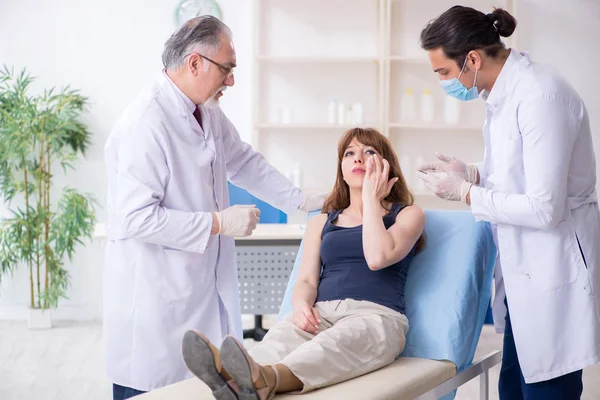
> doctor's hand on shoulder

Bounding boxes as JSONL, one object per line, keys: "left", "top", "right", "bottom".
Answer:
{"left": 213, "top": 205, "right": 261, "bottom": 237}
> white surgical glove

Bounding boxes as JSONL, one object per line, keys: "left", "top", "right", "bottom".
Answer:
{"left": 298, "top": 192, "right": 329, "bottom": 212}
{"left": 415, "top": 171, "right": 472, "bottom": 203}
{"left": 417, "top": 152, "right": 479, "bottom": 184}
{"left": 215, "top": 205, "right": 261, "bottom": 237}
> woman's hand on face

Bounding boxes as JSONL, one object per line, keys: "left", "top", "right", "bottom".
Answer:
{"left": 362, "top": 155, "right": 399, "bottom": 203}
{"left": 292, "top": 302, "right": 321, "bottom": 335}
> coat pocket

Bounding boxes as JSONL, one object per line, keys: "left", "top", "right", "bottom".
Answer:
{"left": 575, "top": 233, "right": 587, "bottom": 269}
{"left": 526, "top": 220, "right": 581, "bottom": 292}
{"left": 159, "top": 246, "right": 213, "bottom": 303}
{"left": 574, "top": 227, "right": 595, "bottom": 297}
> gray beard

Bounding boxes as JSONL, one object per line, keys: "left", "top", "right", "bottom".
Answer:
{"left": 204, "top": 87, "right": 226, "bottom": 109}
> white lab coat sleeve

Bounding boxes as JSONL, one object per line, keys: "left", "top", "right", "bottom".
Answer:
{"left": 475, "top": 161, "right": 487, "bottom": 187}
{"left": 116, "top": 123, "right": 213, "bottom": 253}
{"left": 219, "top": 111, "right": 305, "bottom": 215}
{"left": 470, "top": 96, "right": 577, "bottom": 229}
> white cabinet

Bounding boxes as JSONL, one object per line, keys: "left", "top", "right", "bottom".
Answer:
{"left": 252, "top": 0, "right": 515, "bottom": 210}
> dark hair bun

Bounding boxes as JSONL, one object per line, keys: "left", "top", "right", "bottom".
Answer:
{"left": 490, "top": 8, "right": 517, "bottom": 37}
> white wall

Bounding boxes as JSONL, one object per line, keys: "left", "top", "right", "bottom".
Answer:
{"left": 0, "top": 0, "right": 253, "bottom": 320}
{"left": 516, "top": 0, "right": 600, "bottom": 169}
{"left": 0, "top": 0, "right": 598, "bottom": 321}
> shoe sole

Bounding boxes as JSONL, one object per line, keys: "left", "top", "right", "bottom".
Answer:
{"left": 182, "top": 330, "right": 239, "bottom": 400}
{"left": 220, "top": 336, "right": 261, "bottom": 400}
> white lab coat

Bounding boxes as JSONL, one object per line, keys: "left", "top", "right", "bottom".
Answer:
{"left": 103, "top": 71, "right": 305, "bottom": 391}
{"left": 469, "top": 49, "right": 600, "bottom": 383}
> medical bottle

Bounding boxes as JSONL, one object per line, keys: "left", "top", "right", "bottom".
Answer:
{"left": 400, "top": 154, "right": 412, "bottom": 188}
{"left": 292, "top": 163, "right": 302, "bottom": 188}
{"left": 444, "top": 96, "right": 460, "bottom": 125}
{"left": 345, "top": 107, "right": 353, "bottom": 125}
{"left": 415, "top": 156, "right": 426, "bottom": 192}
{"left": 337, "top": 102, "right": 345, "bottom": 125}
{"left": 400, "top": 88, "right": 416, "bottom": 122}
{"left": 280, "top": 106, "right": 292, "bottom": 124}
{"left": 420, "top": 88, "right": 434, "bottom": 123}
{"left": 352, "top": 102, "right": 364, "bottom": 124}
{"left": 328, "top": 99, "right": 337, "bottom": 125}
{"left": 285, "top": 169, "right": 294, "bottom": 183}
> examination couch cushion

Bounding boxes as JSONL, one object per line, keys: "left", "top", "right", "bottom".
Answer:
{"left": 134, "top": 356, "right": 457, "bottom": 400}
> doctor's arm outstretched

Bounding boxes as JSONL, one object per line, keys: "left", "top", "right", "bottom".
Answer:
{"left": 417, "top": 6, "right": 600, "bottom": 400}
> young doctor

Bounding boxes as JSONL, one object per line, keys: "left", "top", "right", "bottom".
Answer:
{"left": 104, "top": 16, "right": 325, "bottom": 400}
{"left": 416, "top": 6, "right": 600, "bottom": 399}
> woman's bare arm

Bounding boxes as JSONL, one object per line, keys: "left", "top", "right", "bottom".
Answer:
{"left": 362, "top": 204, "right": 425, "bottom": 271}
{"left": 292, "top": 213, "right": 327, "bottom": 309}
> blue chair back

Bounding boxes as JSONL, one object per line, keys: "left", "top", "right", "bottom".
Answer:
{"left": 228, "top": 182, "right": 287, "bottom": 223}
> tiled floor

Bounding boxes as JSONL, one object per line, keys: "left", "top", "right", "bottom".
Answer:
{"left": 0, "top": 317, "right": 599, "bottom": 400}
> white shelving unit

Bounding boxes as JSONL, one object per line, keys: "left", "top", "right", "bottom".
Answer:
{"left": 256, "top": 56, "right": 380, "bottom": 63}
{"left": 252, "top": 0, "right": 515, "bottom": 211}
{"left": 256, "top": 125, "right": 378, "bottom": 132}
{"left": 388, "top": 123, "right": 483, "bottom": 130}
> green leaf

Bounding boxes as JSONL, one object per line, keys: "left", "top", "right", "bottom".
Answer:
{"left": 0, "top": 65, "right": 95, "bottom": 308}
{"left": 51, "top": 188, "right": 96, "bottom": 261}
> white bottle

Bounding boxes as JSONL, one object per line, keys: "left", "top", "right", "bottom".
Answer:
{"left": 281, "top": 106, "right": 292, "bottom": 124}
{"left": 292, "top": 163, "right": 302, "bottom": 188}
{"left": 337, "top": 102, "right": 345, "bottom": 125}
{"left": 400, "top": 155, "right": 412, "bottom": 188}
{"left": 444, "top": 96, "right": 460, "bottom": 125}
{"left": 328, "top": 99, "right": 338, "bottom": 125}
{"left": 346, "top": 107, "right": 353, "bottom": 125}
{"left": 352, "top": 102, "right": 364, "bottom": 124}
{"left": 400, "top": 88, "right": 416, "bottom": 122}
{"left": 285, "top": 169, "right": 294, "bottom": 183}
{"left": 420, "top": 88, "right": 434, "bottom": 124}
{"left": 415, "top": 156, "right": 426, "bottom": 192}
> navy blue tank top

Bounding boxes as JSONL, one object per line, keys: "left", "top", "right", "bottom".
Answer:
{"left": 315, "top": 203, "right": 415, "bottom": 314}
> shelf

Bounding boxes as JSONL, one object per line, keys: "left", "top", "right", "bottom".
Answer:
{"left": 256, "top": 123, "right": 379, "bottom": 130}
{"left": 388, "top": 123, "right": 482, "bottom": 131}
{"left": 389, "top": 55, "right": 430, "bottom": 63}
{"left": 256, "top": 56, "right": 429, "bottom": 64}
{"left": 256, "top": 56, "right": 379, "bottom": 63}
{"left": 252, "top": 0, "right": 503, "bottom": 212}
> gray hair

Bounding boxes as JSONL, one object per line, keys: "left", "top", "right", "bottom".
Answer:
{"left": 162, "top": 16, "right": 232, "bottom": 69}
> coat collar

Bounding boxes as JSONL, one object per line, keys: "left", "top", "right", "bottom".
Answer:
{"left": 159, "top": 69, "right": 197, "bottom": 116}
{"left": 158, "top": 70, "right": 213, "bottom": 136}
{"left": 481, "top": 49, "right": 530, "bottom": 107}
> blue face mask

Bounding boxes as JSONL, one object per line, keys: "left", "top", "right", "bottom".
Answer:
{"left": 440, "top": 57, "right": 479, "bottom": 101}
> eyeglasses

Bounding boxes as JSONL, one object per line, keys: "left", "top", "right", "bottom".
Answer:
{"left": 186, "top": 53, "right": 235, "bottom": 78}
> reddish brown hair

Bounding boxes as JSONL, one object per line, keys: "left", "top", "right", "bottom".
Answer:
{"left": 321, "top": 127, "right": 425, "bottom": 254}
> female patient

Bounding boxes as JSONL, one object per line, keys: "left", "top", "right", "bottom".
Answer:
{"left": 182, "top": 127, "right": 426, "bottom": 400}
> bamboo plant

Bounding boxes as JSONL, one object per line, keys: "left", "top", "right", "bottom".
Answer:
{"left": 0, "top": 66, "right": 96, "bottom": 310}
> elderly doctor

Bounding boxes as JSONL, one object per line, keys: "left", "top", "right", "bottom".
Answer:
{"left": 416, "top": 6, "right": 600, "bottom": 400}
{"left": 103, "top": 16, "right": 324, "bottom": 400}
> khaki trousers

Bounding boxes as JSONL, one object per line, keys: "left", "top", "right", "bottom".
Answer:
{"left": 247, "top": 299, "right": 409, "bottom": 392}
